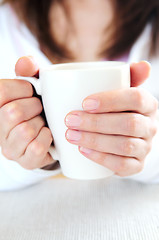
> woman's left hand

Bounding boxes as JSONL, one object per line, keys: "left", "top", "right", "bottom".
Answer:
{"left": 65, "top": 61, "right": 158, "bottom": 177}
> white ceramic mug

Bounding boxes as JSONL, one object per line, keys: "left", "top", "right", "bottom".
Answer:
{"left": 18, "top": 61, "right": 130, "bottom": 180}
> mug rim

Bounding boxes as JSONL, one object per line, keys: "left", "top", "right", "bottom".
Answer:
{"left": 40, "top": 61, "right": 129, "bottom": 73}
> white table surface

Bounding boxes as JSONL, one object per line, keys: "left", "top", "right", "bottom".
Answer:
{"left": 0, "top": 176, "right": 159, "bottom": 240}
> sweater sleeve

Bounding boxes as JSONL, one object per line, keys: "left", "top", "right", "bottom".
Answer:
{"left": 0, "top": 148, "right": 61, "bottom": 191}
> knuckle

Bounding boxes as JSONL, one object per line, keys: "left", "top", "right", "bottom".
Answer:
{"left": 30, "top": 141, "right": 46, "bottom": 157}
{"left": 89, "top": 135, "right": 98, "bottom": 149}
{"left": 4, "top": 102, "right": 23, "bottom": 123}
{"left": 122, "top": 138, "right": 135, "bottom": 156}
{"left": 18, "top": 122, "right": 36, "bottom": 141}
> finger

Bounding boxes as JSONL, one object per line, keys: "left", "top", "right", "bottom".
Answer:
{"left": 79, "top": 147, "right": 144, "bottom": 177}
{"left": 15, "top": 56, "right": 39, "bottom": 77}
{"left": 0, "top": 97, "right": 42, "bottom": 142}
{"left": 18, "top": 127, "right": 54, "bottom": 170}
{"left": 130, "top": 61, "right": 151, "bottom": 87}
{"left": 82, "top": 87, "right": 158, "bottom": 115}
{"left": 2, "top": 116, "right": 45, "bottom": 160}
{"left": 0, "top": 79, "right": 33, "bottom": 107}
{"left": 66, "top": 130, "right": 150, "bottom": 160}
{"left": 65, "top": 111, "right": 156, "bottom": 139}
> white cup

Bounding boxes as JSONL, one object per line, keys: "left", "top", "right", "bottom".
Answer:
{"left": 18, "top": 61, "right": 130, "bottom": 180}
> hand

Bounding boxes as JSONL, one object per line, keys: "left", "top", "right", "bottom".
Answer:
{"left": 0, "top": 56, "right": 56, "bottom": 169}
{"left": 65, "top": 61, "right": 158, "bottom": 177}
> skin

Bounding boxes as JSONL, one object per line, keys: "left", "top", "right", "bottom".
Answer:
{"left": 0, "top": 1, "right": 158, "bottom": 174}
{"left": 48, "top": 0, "right": 114, "bottom": 62}
{"left": 0, "top": 56, "right": 56, "bottom": 169}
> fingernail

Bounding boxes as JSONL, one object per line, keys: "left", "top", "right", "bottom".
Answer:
{"left": 66, "top": 130, "right": 81, "bottom": 141}
{"left": 65, "top": 114, "right": 81, "bottom": 127}
{"left": 80, "top": 147, "right": 92, "bottom": 154}
{"left": 83, "top": 99, "right": 99, "bottom": 111}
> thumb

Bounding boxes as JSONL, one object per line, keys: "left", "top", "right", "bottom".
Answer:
{"left": 130, "top": 61, "right": 151, "bottom": 87}
{"left": 15, "top": 56, "right": 39, "bottom": 77}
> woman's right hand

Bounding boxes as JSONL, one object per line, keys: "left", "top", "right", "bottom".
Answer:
{"left": 0, "top": 56, "right": 56, "bottom": 169}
